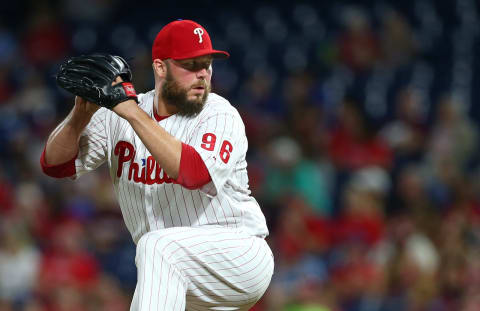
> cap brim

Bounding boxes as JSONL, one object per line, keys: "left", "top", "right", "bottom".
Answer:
{"left": 210, "top": 50, "right": 230, "bottom": 59}
{"left": 172, "top": 49, "right": 230, "bottom": 60}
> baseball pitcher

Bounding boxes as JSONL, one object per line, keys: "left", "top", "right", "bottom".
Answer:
{"left": 41, "top": 19, "right": 274, "bottom": 310}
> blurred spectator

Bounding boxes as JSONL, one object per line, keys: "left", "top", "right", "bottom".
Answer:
{"left": 13, "top": 181, "right": 54, "bottom": 245}
{"left": 338, "top": 7, "right": 380, "bottom": 73}
{"left": 263, "top": 136, "right": 333, "bottom": 216}
{"left": 0, "top": 26, "right": 18, "bottom": 66}
{"left": 283, "top": 72, "right": 315, "bottom": 113}
{"left": 6, "top": 71, "right": 57, "bottom": 135}
{"left": 380, "top": 87, "right": 427, "bottom": 165}
{"left": 0, "top": 25, "right": 19, "bottom": 104}
{"left": 268, "top": 196, "right": 332, "bottom": 310}
{"left": 89, "top": 210, "right": 137, "bottom": 291}
{"left": 328, "top": 96, "right": 393, "bottom": 170}
{"left": 240, "top": 67, "right": 281, "bottom": 116}
{"left": 330, "top": 242, "right": 386, "bottom": 310}
{"left": 274, "top": 196, "right": 331, "bottom": 263}
{"left": 0, "top": 218, "right": 39, "bottom": 306}
{"left": 0, "top": 168, "right": 15, "bottom": 213}
{"left": 36, "top": 219, "right": 99, "bottom": 300}
{"left": 128, "top": 48, "right": 155, "bottom": 93}
{"left": 0, "top": 66, "right": 14, "bottom": 104}
{"left": 379, "top": 9, "right": 417, "bottom": 68}
{"left": 21, "top": 3, "right": 69, "bottom": 68}
{"left": 392, "top": 164, "right": 440, "bottom": 237}
{"left": 61, "top": 0, "right": 117, "bottom": 24}
{"left": 49, "top": 285, "right": 85, "bottom": 311}
{"left": 333, "top": 166, "right": 389, "bottom": 247}
{"left": 90, "top": 275, "right": 130, "bottom": 311}
{"left": 427, "top": 94, "right": 478, "bottom": 170}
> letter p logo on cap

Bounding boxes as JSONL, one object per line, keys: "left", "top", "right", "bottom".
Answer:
{"left": 193, "top": 28, "right": 204, "bottom": 43}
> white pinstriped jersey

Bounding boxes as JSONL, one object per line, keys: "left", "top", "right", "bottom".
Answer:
{"left": 74, "top": 91, "right": 269, "bottom": 243}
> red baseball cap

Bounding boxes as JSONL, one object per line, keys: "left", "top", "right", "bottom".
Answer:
{"left": 152, "top": 19, "right": 229, "bottom": 61}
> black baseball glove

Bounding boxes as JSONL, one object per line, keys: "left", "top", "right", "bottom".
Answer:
{"left": 56, "top": 53, "right": 138, "bottom": 110}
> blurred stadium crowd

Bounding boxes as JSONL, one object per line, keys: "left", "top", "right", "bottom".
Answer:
{"left": 1, "top": 0, "right": 480, "bottom": 310}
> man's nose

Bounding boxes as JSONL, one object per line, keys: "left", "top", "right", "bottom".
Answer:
{"left": 196, "top": 68, "right": 208, "bottom": 79}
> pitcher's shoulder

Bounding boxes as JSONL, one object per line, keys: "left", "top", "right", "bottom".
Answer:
{"left": 137, "top": 90, "right": 155, "bottom": 111}
{"left": 204, "top": 92, "right": 240, "bottom": 117}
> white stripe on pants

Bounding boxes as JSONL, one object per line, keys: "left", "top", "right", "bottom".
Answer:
{"left": 130, "top": 226, "right": 274, "bottom": 311}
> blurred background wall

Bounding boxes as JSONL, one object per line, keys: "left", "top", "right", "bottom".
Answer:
{"left": 1, "top": 0, "right": 480, "bottom": 310}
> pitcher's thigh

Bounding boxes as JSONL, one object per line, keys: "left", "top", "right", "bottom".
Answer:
{"left": 178, "top": 229, "right": 274, "bottom": 310}
{"left": 135, "top": 226, "right": 274, "bottom": 310}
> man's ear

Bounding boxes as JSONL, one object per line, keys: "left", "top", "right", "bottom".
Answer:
{"left": 153, "top": 59, "right": 167, "bottom": 78}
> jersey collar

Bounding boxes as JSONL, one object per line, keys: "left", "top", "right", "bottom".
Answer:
{"left": 153, "top": 107, "right": 171, "bottom": 122}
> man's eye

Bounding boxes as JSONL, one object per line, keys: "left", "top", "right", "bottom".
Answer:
{"left": 179, "top": 61, "right": 211, "bottom": 71}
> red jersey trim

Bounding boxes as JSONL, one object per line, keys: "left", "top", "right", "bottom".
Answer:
{"left": 40, "top": 147, "right": 77, "bottom": 178}
{"left": 175, "top": 143, "right": 212, "bottom": 189}
{"left": 153, "top": 106, "right": 173, "bottom": 122}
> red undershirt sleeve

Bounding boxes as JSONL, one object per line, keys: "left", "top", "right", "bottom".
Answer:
{"left": 40, "top": 147, "right": 77, "bottom": 178}
{"left": 175, "top": 142, "right": 212, "bottom": 189}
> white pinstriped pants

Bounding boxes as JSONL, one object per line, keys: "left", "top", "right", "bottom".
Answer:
{"left": 130, "top": 226, "right": 274, "bottom": 311}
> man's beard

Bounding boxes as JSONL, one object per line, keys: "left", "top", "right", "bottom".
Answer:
{"left": 161, "top": 70, "right": 210, "bottom": 117}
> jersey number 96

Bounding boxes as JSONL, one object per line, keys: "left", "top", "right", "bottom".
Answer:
{"left": 201, "top": 133, "right": 232, "bottom": 164}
